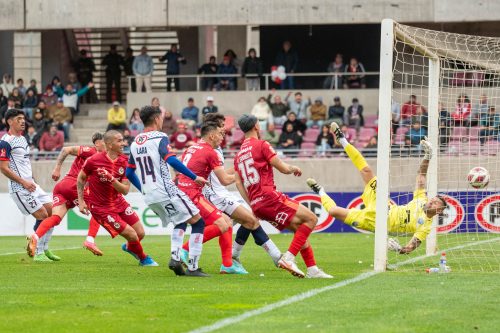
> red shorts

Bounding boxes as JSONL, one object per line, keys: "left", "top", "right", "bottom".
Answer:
{"left": 53, "top": 177, "right": 78, "bottom": 209}
{"left": 89, "top": 204, "right": 139, "bottom": 234}
{"left": 181, "top": 188, "right": 222, "bottom": 225}
{"left": 252, "top": 192, "right": 299, "bottom": 231}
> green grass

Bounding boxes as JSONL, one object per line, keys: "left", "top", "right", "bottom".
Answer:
{"left": 0, "top": 234, "right": 499, "bottom": 333}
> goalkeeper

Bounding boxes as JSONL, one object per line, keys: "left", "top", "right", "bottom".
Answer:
{"left": 307, "top": 123, "right": 447, "bottom": 254}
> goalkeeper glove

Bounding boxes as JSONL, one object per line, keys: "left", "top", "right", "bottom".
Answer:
{"left": 387, "top": 238, "right": 402, "bottom": 252}
{"left": 97, "top": 168, "right": 115, "bottom": 183}
{"left": 420, "top": 137, "right": 433, "bottom": 160}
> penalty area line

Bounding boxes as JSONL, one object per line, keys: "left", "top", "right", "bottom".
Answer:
{"left": 187, "top": 236, "right": 500, "bottom": 333}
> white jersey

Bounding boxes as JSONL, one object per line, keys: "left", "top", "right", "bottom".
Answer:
{"left": 203, "top": 146, "right": 232, "bottom": 197}
{"left": 128, "top": 130, "right": 180, "bottom": 205}
{"left": 0, "top": 133, "right": 33, "bottom": 193}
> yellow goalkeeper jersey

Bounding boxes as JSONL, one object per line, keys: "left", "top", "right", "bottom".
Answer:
{"left": 387, "top": 189, "right": 433, "bottom": 241}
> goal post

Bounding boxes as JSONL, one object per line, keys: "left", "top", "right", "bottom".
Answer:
{"left": 375, "top": 20, "right": 500, "bottom": 272}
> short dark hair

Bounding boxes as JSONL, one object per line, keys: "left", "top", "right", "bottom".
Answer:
{"left": 436, "top": 195, "right": 449, "bottom": 210}
{"left": 4, "top": 108, "right": 25, "bottom": 129}
{"left": 91, "top": 132, "right": 103, "bottom": 144}
{"left": 294, "top": 92, "right": 302, "bottom": 96}
{"left": 201, "top": 122, "right": 220, "bottom": 137}
{"left": 140, "top": 105, "right": 161, "bottom": 126}
{"left": 203, "top": 113, "right": 225, "bottom": 127}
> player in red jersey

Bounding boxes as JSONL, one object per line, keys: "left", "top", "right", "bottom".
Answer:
{"left": 77, "top": 130, "right": 158, "bottom": 266}
{"left": 234, "top": 115, "right": 332, "bottom": 278}
{"left": 26, "top": 133, "right": 118, "bottom": 257}
{"left": 177, "top": 122, "right": 247, "bottom": 274}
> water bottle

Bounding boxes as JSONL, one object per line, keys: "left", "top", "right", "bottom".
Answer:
{"left": 426, "top": 267, "right": 439, "bottom": 274}
{"left": 439, "top": 252, "right": 448, "bottom": 273}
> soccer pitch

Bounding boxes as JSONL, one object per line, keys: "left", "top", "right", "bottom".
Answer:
{"left": 1, "top": 234, "right": 499, "bottom": 333}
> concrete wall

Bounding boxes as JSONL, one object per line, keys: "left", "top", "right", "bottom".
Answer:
{"left": 2, "top": 156, "right": 497, "bottom": 194}
{"left": 0, "top": 31, "right": 14, "bottom": 78}
{"left": 1, "top": 1, "right": 500, "bottom": 31}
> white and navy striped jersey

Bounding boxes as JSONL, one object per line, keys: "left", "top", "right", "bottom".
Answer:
{"left": 0, "top": 133, "right": 33, "bottom": 193}
{"left": 128, "top": 130, "right": 179, "bottom": 205}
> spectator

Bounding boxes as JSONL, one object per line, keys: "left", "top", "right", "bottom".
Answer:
{"left": 161, "top": 110, "right": 177, "bottom": 135}
{"left": 122, "top": 128, "right": 134, "bottom": 154}
{"left": 51, "top": 98, "right": 72, "bottom": 140}
{"left": 363, "top": 136, "right": 378, "bottom": 157}
{"left": 412, "top": 105, "right": 428, "bottom": 130}
{"left": 224, "top": 49, "right": 240, "bottom": 70}
{"left": 123, "top": 47, "right": 136, "bottom": 92}
{"left": 323, "top": 53, "right": 344, "bottom": 89}
{"left": 74, "top": 49, "right": 97, "bottom": 103}
{"left": 170, "top": 123, "right": 193, "bottom": 151}
{"left": 451, "top": 94, "right": 471, "bottom": 127}
{"left": 24, "top": 124, "right": 40, "bottom": 159}
{"left": 343, "top": 57, "right": 366, "bottom": 89}
{"left": 10, "top": 88, "right": 23, "bottom": 109}
{"left": 0, "top": 97, "right": 15, "bottom": 131}
{"left": 275, "top": 41, "right": 298, "bottom": 89}
{"left": 479, "top": 106, "right": 500, "bottom": 145}
{"left": 32, "top": 108, "right": 50, "bottom": 134}
{"left": 41, "top": 85, "right": 58, "bottom": 107}
{"left": 201, "top": 96, "right": 218, "bottom": 115}
{"left": 16, "top": 78, "right": 26, "bottom": 97}
{"left": 0, "top": 88, "right": 7, "bottom": 108}
{"left": 391, "top": 99, "right": 401, "bottom": 134}
{"left": 51, "top": 76, "right": 63, "bottom": 94}
{"left": 472, "top": 94, "right": 489, "bottom": 127}
{"left": 67, "top": 72, "right": 81, "bottom": 92}
{"left": 1, "top": 74, "right": 14, "bottom": 95}
{"left": 102, "top": 44, "right": 124, "bottom": 103}
{"left": 28, "top": 79, "right": 38, "bottom": 96}
{"left": 159, "top": 44, "right": 186, "bottom": 91}
{"left": 439, "top": 102, "right": 452, "bottom": 150}
{"left": 61, "top": 82, "right": 93, "bottom": 116}
{"left": 151, "top": 97, "right": 166, "bottom": 114}
{"left": 216, "top": 56, "right": 237, "bottom": 91}
{"left": 23, "top": 89, "right": 38, "bottom": 120}
{"left": 39, "top": 124, "right": 64, "bottom": 154}
{"left": 277, "top": 122, "right": 301, "bottom": 155}
{"left": 37, "top": 100, "right": 51, "bottom": 120}
{"left": 133, "top": 46, "right": 154, "bottom": 93}
{"left": 315, "top": 124, "right": 334, "bottom": 156}
{"left": 401, "top": 95, "right": 425, "bottom": 126}
{"left": 242, "top": 48, "right": 263, "bottom": 91}
{"left": 251, "top": 97, "right": 273, "bottom": 130}
{"left": 328, "top": 96, "right": 345, "bottom": 125}
{"left": 198, "top": 56, "right": 218, "bottom": 91}
{"left": 106, "top": 101, "right": 127, "bottom": 131}
{"left": 285, "top": 92, "right": 310, "bottom": 123}
{"left": 266, "top": 91, "right": 289, "bottom": 126}
{"left": 128, "top": 108, "right": 144, "bottom": 132}
{"left": 307, "top": 97, "right": 327, "bottom": 128}
{"left": 282, "top": 111, "right": 306, "bottom": 136}
{"left": 405, "top": 121, "right": 427, "bottom": 146}
{"left": 181, "top": 97, "right": 199, "bottom": 127}
{"left": 263, "top": 123, "right": 280, "bottom": 147}
{"left": 345, "top": 98, "right": 364, "bottom": 135}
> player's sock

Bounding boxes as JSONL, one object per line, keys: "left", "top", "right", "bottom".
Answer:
{"left": 33, "top": 219, "right": 42, "bottom": 232}
{"left": 219, "top": 226, "right": 233, "bottom": 267}
{"left": 188, "top": 218, "right": 205, "bottom": 271}
{"left": 35, "top": 215, "right": 61, "bottom": 238}
{"left": 300, "top": 245, "right": 316, "bottom": 268}
{"left": 36, "top": 234, "right": 46, "bottom": 255}
{"left": 87, "top": 217, "right": 100, "bottom": 239}
{"left": 345, "top": 144, "right": 368, "bottom": 171}
{"left": 126, "top": 240, "right": 147, "bottom": 261}
{"left": 182, "top": 224, "right": 222, "bottom": 251}
{"left": 338, "top": 137, "right": 349, "bottom": 148}
{"left": 171, "top": 225, "right": 186, "bottom": 261}
{"left": 233, "top": 226, "right": 251, "bottom": 259}
{"left": 262, "top": 239, "right": 282, "bottom": 264}
{"left": 43, "top": 228, "right": 54, "bottom": 251}
{"left": 288, "top": 224, "right": 314, "bottom": 256}
{"left": 320, "top": 194, "right": 337, "bottom": 212}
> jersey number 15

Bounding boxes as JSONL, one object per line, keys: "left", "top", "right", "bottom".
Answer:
{"left": 238, "top": 158, "right": 260, "bottom": 187}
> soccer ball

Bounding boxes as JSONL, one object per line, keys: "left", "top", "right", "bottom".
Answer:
{"left": 467, "top": 167, "right": 490, "bottom": 189}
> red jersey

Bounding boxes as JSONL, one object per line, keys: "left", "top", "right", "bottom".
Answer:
{"left": 234, "top": 137, "right": 277, "bottom": 205}
{"left": 178, "top": 141, "right": 222, "bottom": 192}
{"left": 81, "top": 151, "right": 128, "bottom": 212}
{"left": 67, "top": 146, "right": 97, "bottom": 179}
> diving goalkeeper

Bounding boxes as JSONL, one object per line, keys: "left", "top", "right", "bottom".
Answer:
{"left": 307, "top": 123, "right": 447, "bottom": 254}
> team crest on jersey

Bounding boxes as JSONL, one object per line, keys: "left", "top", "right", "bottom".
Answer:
{"left": 82, "top": 146, "right": 90, "bottom": 152}
{"left": 53, "top": 196, "right": 60, "bottom": 204}
{"left": 118, "top": 167, "right": 124, "bottom": 175}
{"left": 275, "top": 212, "right": 289, "bottom": 224}
{"left": 135, "top": 135, "right": 148, "bottom": 145}
{"left": 125, "top": 206, "right": 134, "bottom": 215}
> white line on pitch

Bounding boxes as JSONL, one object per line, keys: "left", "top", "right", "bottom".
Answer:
{"left": 188, "top": 237, "right": 500, "bottom": 333}
{"left": 0, "top": 246, "right": 81, "bottom": 256}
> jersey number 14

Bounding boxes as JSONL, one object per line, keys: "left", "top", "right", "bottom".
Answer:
{"left": 136, "top": 156, "right": 156, "bottom": 184}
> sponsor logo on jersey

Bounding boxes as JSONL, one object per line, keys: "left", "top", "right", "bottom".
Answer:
{"left": 292, "top": 194, "right": 334, "bottom": 233}
{"left": 135, "top": 135, "right": 148, "bottom": 145}
{"left": 83, "top": 146, "right": 90, "bottom": 152}
{"left": 53, "top": 196, "right": 60, "bottom": 204}
{"left": 475, "top": 194, "right": 500, "bottom": 233}
{"left": 0, "top": 148, "right": 6, "bottom": 158}
{"left": 436, "top": 194, "right": 464, "bottom": 233}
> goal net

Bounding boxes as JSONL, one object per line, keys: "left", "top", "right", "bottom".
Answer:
{"left": 375, "top": 20, "right": 500, "bottom": 272}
